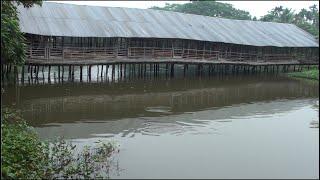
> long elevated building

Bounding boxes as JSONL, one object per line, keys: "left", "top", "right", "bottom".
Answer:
{"left": 18, "top": 2, "right": 319, "bottom": 64}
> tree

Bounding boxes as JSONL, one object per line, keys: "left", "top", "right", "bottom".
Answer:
{"left": 1, "top": 0, "right": 42, "bottom": 66}
{"left": 260, "top": 6, "right": 295, "bottom": 23}
{"left": 260, "top": 5, "right": 319, "bottom": 39}
{"left": 150, "top": 1, "right": 252, "bottom": 20}
{"left": 309, "top": 4, "right": 319, "bottom": 26}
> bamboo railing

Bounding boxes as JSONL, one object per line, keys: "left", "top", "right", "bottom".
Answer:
{"left": 26, "top": 45, "right": 307, "bottom": 63}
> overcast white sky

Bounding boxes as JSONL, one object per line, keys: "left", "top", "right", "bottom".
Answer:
{"left": 51, "top": 1, "right": 319, "bottom": 18}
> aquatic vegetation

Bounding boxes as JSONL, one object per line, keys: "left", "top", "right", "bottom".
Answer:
{"left": 287, "top": 67, "right": 319, "bottom": 80}
{"left": 1, "top": 108, "right": 119, "bottom": 179}
{"left": 47, "top": 138, "right": 119, "bottom": 179}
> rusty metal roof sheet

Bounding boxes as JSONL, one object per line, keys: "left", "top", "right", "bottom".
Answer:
{"left": 17, "top": 2, "right": 319, "bottom": 47}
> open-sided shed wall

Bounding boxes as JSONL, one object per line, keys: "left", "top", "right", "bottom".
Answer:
{"left": 24, "top": 34, "right": 319, "bottom": 63}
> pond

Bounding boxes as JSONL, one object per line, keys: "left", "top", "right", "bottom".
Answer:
{"left": 2, "top": 74, "right": 319, "bottom": 179}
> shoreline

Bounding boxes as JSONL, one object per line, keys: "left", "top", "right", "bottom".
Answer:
{"left": 286, "top": 68, "right": 319, "bottom": 81}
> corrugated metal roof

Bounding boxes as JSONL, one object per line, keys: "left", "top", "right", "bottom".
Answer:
{"left": 17, "top": 2, "right": 319, "bottom": 47}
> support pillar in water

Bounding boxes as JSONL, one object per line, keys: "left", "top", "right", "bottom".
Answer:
{"left": 72, "top": 65, "right": 75, "bottom": 80}
{"left": 58, "top": 66, "right": 61, "bottom": 81}
{"left": 89, "top": 65, "right": 92, "bottom": 81}
{"left": 68, "top": 65, "right": 72, "bottom": 80}
{"left": 170, "top": 63, "right": 175, "bottom": 78}
{"left": 36, "top": 65, "right": 39, "bottom": 79}
{"left": 61, "top": 66, "right": 64, "bottom": 81}
{"left": 111, "top": 64, "right": 115, "bottom": 81}
{"left": 21, "top": 65, "right": 25, "bottom": 84}
{"left": 124, "top": 64, "right": 127, "bottom": 79}
{"left": 143, "top": 64, "right": 146, "bottom": 79}
{"left": 101, "top": 65, "right": 103, "bottom": 78}
{"left": 48, "top": 65, "right": 51, "bottom": 82}
{"left": 106, "top": 65, "right": 109, "bottom": 80}
{"left": 80, "top": 65, "right": 83, "bottom": 82}
{"left": 30, "top": 65, "right": 33, "bottom": 79}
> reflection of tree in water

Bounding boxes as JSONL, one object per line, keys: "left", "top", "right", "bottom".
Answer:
{"left": 310, "top": 101, "right": 319, "bottom": 128}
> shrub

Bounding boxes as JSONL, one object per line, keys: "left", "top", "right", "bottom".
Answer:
{"left": 1, "top": 108, "right": 49, "bottom": 179}
{"left": 1, "top": 108, "right": 119, "bottom": 179}
{"left": 47, "top": 138, "right": 119, "bottom": 179}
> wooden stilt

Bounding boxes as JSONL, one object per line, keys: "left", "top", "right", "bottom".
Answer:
{"left": 30, "top": 66, "right": 33, "bottom": 79}
{"left": 21, "top": 65, "right": 25, "bottom": 84}
{"left": 48, "top": 65, "right": 51, "bottom": 82}
{"left": 72, "top": 66, "right": 75, "bottom": 80}
{"left": 68, "top": 65, "right": 72, "bottom": 80}
{"left": 111, "top": 64, "right": 115, "bottom": 80}
{"left": 106, "top": 65, "right": 109, "bottom": 79}
{"left": 58, "top": 66, "right": 61, "bottom": 80}
{"left": 13, "top": 66, "right": 18, "bottom": 82}
{"left": 80, "top": 65, "right": 83, "bottom": 82}
{"left": 41, "top": 66, "right": 45, "bottom": 84}
{"left": 101, "top": 65, "right": 103, "bottom": 78}
{"left": 89, "top": 65, "right": 92, "bottom": 81}
{"left": 143, "top": 64, "right": 146, "bottom": 78}
{"left": 124, "top": 64, "right": 127, "bottom": 79}
{"left": 170, "top": 63, "right": 175, "bottom": 78}
{"left": 36, "top": 65, "right": 39, "bottom": 78}
{"left": 61, "top": 66, "right": 64, "bottom": 81}
{"left": 272, "top": 65, "right": 275, "bottom": 73}
{"left": 9, "top": 64, "right": 12, "bottom": 74}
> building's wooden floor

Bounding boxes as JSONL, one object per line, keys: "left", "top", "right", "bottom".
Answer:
{"left": 26, "top": 58, "right": 318, "bottom": 66}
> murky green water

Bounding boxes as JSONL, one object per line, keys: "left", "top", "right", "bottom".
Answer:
{"left": 2, "top": 75, "right": 319, "bottom": 178}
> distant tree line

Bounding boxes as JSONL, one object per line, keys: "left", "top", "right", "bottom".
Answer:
{"left": 260, "top": 5, "right": 319, "bottom": 39}
{"left": 151, "top": 1, "right": 253, "bottom": 20}
{"left": 151, "top": 1, "right": 319, "bottom": 39}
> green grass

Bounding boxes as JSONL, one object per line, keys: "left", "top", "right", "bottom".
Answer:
{"left": 287, "top": 67, "right": 319, "bottom": 80}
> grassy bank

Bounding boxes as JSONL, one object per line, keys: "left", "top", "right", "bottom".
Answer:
{"left": 1, "top": 108, "right": 119, "bottom": 179}
{"left": 287, "top": 67, "right": 319, "bottom": 81}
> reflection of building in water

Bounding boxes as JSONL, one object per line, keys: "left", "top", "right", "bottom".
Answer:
{"left": 34, "top": 99, "right": 317, "bottom": 139}
{"left": 4, "top": 77, "right": 318, "bottom": 126}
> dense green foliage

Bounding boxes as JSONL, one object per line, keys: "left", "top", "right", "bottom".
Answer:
{"left": 151, "top": 1, "right": 319, "bottom": 38}
{"left": 1, "top": 108, "right": 119, "bottom": 179}
{"left": 287, "top": 66, "right": 319, "bottom": 80}
{"left": 1, "top": 108, "right": 49, "bottom": 179}
{"left": 261, "top": 5, "right": 319, "bottom": 39}
{"left": 151, "top": 1, "right": 253, "bottom": 20}
{"left": 1, "top": 0, "right": 42, "bottom": 65}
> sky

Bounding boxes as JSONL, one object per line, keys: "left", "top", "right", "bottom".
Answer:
{"left": 51, "top": 1, "right": 319, "bottom": 18}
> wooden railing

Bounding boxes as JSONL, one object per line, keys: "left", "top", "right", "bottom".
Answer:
{"left": 26, "top": 45, "right": 306, "bottom": 63}
{"left": 128, "top": 47, "right": 220, "bottom": 60}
